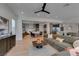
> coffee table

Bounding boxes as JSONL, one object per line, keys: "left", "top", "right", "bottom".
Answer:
{"left": 36, "top": 43, "right": 43, "bottom": 48}
{"left": 32, "top": 41, "right": 43, "bottom": 48}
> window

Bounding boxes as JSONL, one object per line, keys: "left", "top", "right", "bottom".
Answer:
{"left": 12, "top": 19, "right": 15, "bottom": 35}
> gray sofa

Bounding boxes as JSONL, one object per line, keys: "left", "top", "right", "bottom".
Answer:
{"left": 45, "top": 35, "right": 79, "bottom": 51}
{"left": 52, "top": 51, "right": 70, "bottom": 56}
{"left": 62, "top": 36, "right": 79, "bottom": 45}
{"left": 45, "top": 36, "right": 79, "bottom": 56}
{"left": 45, "top": 38, "right": 72, "bottom": 51}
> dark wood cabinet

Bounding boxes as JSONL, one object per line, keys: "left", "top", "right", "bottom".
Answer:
{"left": 0, "top": 35, "right": 16, "bottom": 56}
{"left": 0, "top": 39, "right": 3, "bottom": 55}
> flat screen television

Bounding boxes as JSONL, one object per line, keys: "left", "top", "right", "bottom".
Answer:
{"left": 53, "top": 24, "right": 59, "bottom": 27}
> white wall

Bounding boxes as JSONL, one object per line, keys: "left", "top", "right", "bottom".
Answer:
{"left": 63, "top": 17, "right": 79, "bottom": 23}
{"left": 0, "top": 4, "right": 16, "bottom": 20}
{"left": 63, "top": 23, "right": 78, "bottom": 35}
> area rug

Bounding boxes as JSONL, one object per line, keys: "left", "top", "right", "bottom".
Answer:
{"left": 27, "top": 40, "right": 58, "bottom": 56}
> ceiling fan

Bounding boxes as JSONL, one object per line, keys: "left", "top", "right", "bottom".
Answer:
{"left": 63, "top": 3, "right": 70, "bottom": 7}
{"left": 34, "top": 3, "right": 50, "bottom": 14}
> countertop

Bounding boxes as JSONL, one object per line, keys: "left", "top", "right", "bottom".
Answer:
{"left": 0, "top": 34, "right": 15, "bottom": 40}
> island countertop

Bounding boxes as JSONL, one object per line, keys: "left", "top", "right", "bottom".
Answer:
{"left": 0, "top": 34, "right": 15, "bottom": 40}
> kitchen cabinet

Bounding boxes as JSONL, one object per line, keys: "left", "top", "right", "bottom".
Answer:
{"left": 0, "top": 35, "right": 16, "bottom": 56}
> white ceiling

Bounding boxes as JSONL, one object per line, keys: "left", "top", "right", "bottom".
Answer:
{"left": 6, "top": 3, "right": 79, "bottom": 22}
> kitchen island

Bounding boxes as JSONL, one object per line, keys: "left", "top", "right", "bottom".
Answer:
{"left": 0, "top": 35, "right": 16, "bottom": 56}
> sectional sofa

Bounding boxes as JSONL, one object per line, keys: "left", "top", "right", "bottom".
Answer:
{"left": 45, "top": 36, "right": 79, "bottom": 56}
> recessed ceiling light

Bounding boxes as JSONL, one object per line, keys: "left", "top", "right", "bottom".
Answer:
{"left": 64, "top": 3, "right": 70, "bottom": 7}
{"left": 46, "top": 14, "right": 50, "bottom": 17}
{"left": 21, "top": 11, "right": 24, "bottom": 14}
{"left": 36, "top": 13, "right": 40, "bottom": 16}
{"left": 55, "top": 16, "right": 58, "bottom": 18}
{"left": 53, "top": 10, "right": 55, "bottom": 12}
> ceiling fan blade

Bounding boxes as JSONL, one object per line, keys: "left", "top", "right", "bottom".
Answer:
{"left": 44, "top": 10, "right": 50, "bottom": 14}
{"left": 34, "top": 10, "right": 41, "bottom": 13}
{"left": 64, "top": 3, "right": 70, "bottom": 7}
{"left": 34, "top": 3, "right": 50, "bottom": 14}
{"left": 42, "top": 3, "right": 46, "bottom": 10}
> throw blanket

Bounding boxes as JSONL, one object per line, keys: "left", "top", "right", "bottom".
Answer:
{"left": 56, "top": 37, "right": 64, "bottom": 42}
{"left": 69, "top": 47, "right": 79, "bottom": 56}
